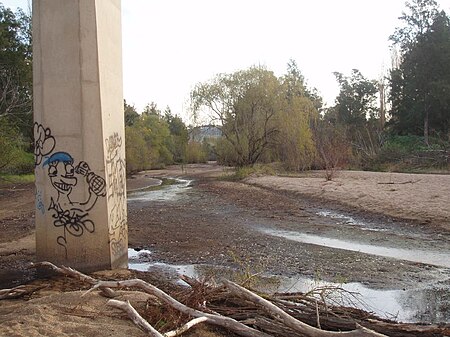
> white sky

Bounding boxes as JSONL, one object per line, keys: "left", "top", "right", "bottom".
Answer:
{"left": 4, "top": 0, "right": 450, "bottom": 122}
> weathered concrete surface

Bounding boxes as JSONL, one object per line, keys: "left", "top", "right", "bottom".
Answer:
{"left": 33, "top": 0, "right": 127, "bottom": 271}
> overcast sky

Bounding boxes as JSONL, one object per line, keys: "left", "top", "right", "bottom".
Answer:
{"left": 4, "top": 0, "right": 450, "bottom": 122}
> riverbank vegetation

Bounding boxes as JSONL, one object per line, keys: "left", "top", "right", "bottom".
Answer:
{"left": 0, "top": 0, "right": 449, "bottom": 178}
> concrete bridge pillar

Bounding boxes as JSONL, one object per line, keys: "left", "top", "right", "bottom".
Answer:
{"left": 33, "top": 0, "right": 128, "bottom": 271}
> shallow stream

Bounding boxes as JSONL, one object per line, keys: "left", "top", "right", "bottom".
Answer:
{"left": 126, "top": 177, "right": 450, "bottom": 324}
{"left": 128, "top": 248, "right": 449, "bottom": 323}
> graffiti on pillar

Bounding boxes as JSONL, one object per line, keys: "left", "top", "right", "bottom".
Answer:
{"left": 34, "top": 122, "right": 56, "bottom": 166}
{"left": 34, "top": 124, "right": 106, "bottom": 258}
{"left": 35, "top": 190, "right": 45, "bottom": 215}
{"left": 105, "top": 133, "right": 127, "bottom": 257}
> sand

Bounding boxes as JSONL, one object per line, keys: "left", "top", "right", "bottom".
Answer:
{"left": 246, "top": 170, "right": 450, "bottom": 229}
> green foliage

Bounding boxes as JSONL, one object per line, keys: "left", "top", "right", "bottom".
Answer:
{"left": 215, "top": 137, "right": 240, "bottom": 165}
{"left": 191, "top": 66, "right": 283, "bottom": 166}
{"left": 221, "top": 164, "right": 277, "bottom": 181}
{"left": 390, "top": 0, "right": 440, "bottom": 51}
{"left": 389, "top": 1, "right": 450, "bottom": 143}
{"left": 191, "top": 63, "right": 318, "bottom": 169}
{"left": 0, "top": 173, "right": 34, "bottom": 185}
{"left": 0, "top": 4, "right": 33, "bottom": 172}
{"left": 328, "top": 69, "right": 378, "bottom": 128}
{"left": 275, "top": 96, "right": 317, "bottom": 171}
{"left": 125, "top": 110, "right": 174, "bottom": 174}
{"left": 124, "top": 102, "right": 197, "bottom": 174}
{"left": 227, "top": 250, "right": 279, "bottom": 289}
{"left": 0, "top": 121, "right": 33, "bottom": 174}
{"left": 272, "top": 61, "right": 318, "bottom": 171}
{"left": 125, "top": 125, "right": 151, "bottom": 173}
{"left": 185, "top": 141, "right": 208, "bottom": 164}
{"left": 0, "top": 4, "right": 32, "bottom": 139}
{"left": 364, "top": 135, "right": 450, "bottom": 171}
{"left": 165, "top": 109, "right": 189, "bottom": 163}
{"left": 124, "top": 100, "right": 139, "bottom": 127}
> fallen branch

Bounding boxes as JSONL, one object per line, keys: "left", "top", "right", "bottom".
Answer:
{"left": 107, "top": 299, "right": 208, "bottom": 337}
{"left": 378, "top": 180, "right": 420, "bottom": 185}
{"left": 90, "top": 279, "right": 271, "bottom": 337}
{"left": 24, "top": 262, "right": 446, "bottom": 337}
{"left": 107, "top": 299, "right": 164, "bottom": 337}
{"left": 31, "top": 262, "right": 117, "bottom": 298}
{"left": 0, "top": 285, "right": 45, "bottom": 299}
{"left": 31, "top": 262, "right": 269, "bottom": 337}
{"left": 223, "top": 280, "right": 387, "bottom": 337}
{"left": 164, "top": 317, "right": 208, "bottom": 337}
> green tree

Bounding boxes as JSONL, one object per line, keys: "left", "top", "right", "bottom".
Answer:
{"left": 124, "top": 99, "right": 139, "bottom": 126}
{"left": 330, "top": 69, "right": 378, "bottom": 127}
{"left": 125, "top": 124, "right": 150, "bottom": 174}
{"left": 0, "top": 4, "right": 32, "bottom": 132}
{"left": 124, "top": 102, "right": 176, "bottom": 173}
{"left": 0, "top": 4, "right": 33, "bottom": 173}
{"left": 191, "top": 66, "right": 282, "bottom": 166}
{"left": 390, "top": 0, "right": 439, "bottom": 51}
{"left": 275, "top": 61, "right": 318, "bottom": 171}
{"left": 142, "top": 102, "right": 160, "bottom": 116}
{"left": 389, "top": 0, "right": 450, "bottom": 144}
{"left": 284, "top": 59, "right": 323, "bottom": 111}
{"left": 165, "top": 108, "right": 188, "bottom": 163}
{"left": 324, "top": 70, "right": 380, "bottom": 165}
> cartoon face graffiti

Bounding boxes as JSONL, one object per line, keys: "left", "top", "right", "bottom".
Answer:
{"left": 44, "top": 152, "right": 78, "bottom": 196}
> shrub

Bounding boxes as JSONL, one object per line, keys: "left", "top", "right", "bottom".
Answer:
{"left": 0, "top": 123, "right": 34, "bottom": 174}
{"left": 185, "top": 141, "right": 208, "bottom": 163}
{"left": 365, "top": 135, "right": 449, "bottom": 172}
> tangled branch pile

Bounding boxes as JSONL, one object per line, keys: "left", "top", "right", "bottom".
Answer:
{"left": 2, "top": 262, "right": 448, "bottom": 337}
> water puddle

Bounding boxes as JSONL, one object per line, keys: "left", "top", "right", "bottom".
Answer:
{"left": 127, "top": 178, "right": 192, "bottom": 202}
{"left": 278, "top": 276, "right": 449, "bottom": 323}
{"left": 127, "top": 249, "right": 449, "bottom": 323}
{"left": 317, "top": 210, "right": 387, "bottom": 232}
{"left": 263, "top": 229, "right": 450, "bottom": 268}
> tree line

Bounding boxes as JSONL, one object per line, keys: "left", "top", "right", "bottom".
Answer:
{"left": 124, "top": 101, "right": 210, "bottom": 175}
{"left": 191, "top": 0, "right": 450, "bottom": 173}
{"left": 1, "top": 0, "right": 449, "bottom": 176}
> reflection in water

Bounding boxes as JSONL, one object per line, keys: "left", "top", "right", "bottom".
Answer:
{"left": 128, "top": 249, "right": 449, "bottom": 323}
{"left": 278, "top": 276, "right": 449, "bottom": 323}
{"left": 127, "top": 178, "right": 192, "bottom": 202}
{"left": 263, "top": 229, "right": 450, "bottom": 268}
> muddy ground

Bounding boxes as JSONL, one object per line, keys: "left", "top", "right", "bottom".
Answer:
{"left": 126, "top": 165, "right": 449, "bottom": 289}
{"left": 1, "top": 163, "right": 449, "bottom": 335}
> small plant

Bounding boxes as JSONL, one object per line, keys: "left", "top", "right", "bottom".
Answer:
{"left": 220, "top": 164, "right": 277, "bottom": 181}
{"left": 365, "top": 135, "right": 450, "bottom": 172}
{"left": 0, "top": 173, "right": 34, "bottom": 186}
{"left": 227, "top": 251, "right": 279, "bottom": 290}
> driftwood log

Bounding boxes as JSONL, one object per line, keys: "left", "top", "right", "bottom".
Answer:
{"left": 19, "top": 262, "right": 450, "bottom": 337}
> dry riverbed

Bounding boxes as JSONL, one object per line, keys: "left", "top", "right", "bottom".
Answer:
{"left": 1, "top": 163, "right": 449, "bottom": 336}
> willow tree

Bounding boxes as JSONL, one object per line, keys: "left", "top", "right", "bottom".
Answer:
{"left": 191, "top": 66, "right": 282, "bottom": 166}
{"left": 275, "top": 60, "right": 318, "bottom": 171}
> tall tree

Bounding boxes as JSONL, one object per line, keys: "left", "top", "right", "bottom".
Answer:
{"left": 276, "top": 60, "right": 318, "bottom": 171}
{"left": 0, "top": 4, "right": 32, "bottom": 173}
{"left": 191, "top": 66, "right": 282, "bottom": 166}
{"left": 165, "top": 108, "right": 188, "bottom": 163}
{"left": 0, "top": 4, "right": 32, "bottom": 134}
{"left": 124, "top": 99, "right": 139, "bottom": 126}
{"left": 330, "top": 69, "right": 378, "bottom": 128}
{"left": 324, "top": 70, "right": 380, "bottom": 163}
{"left": 390, "top": 0, "right": 439, "bottom": 52}
{"left": 389, "top": 1, "right": 450, "bottom": 144}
